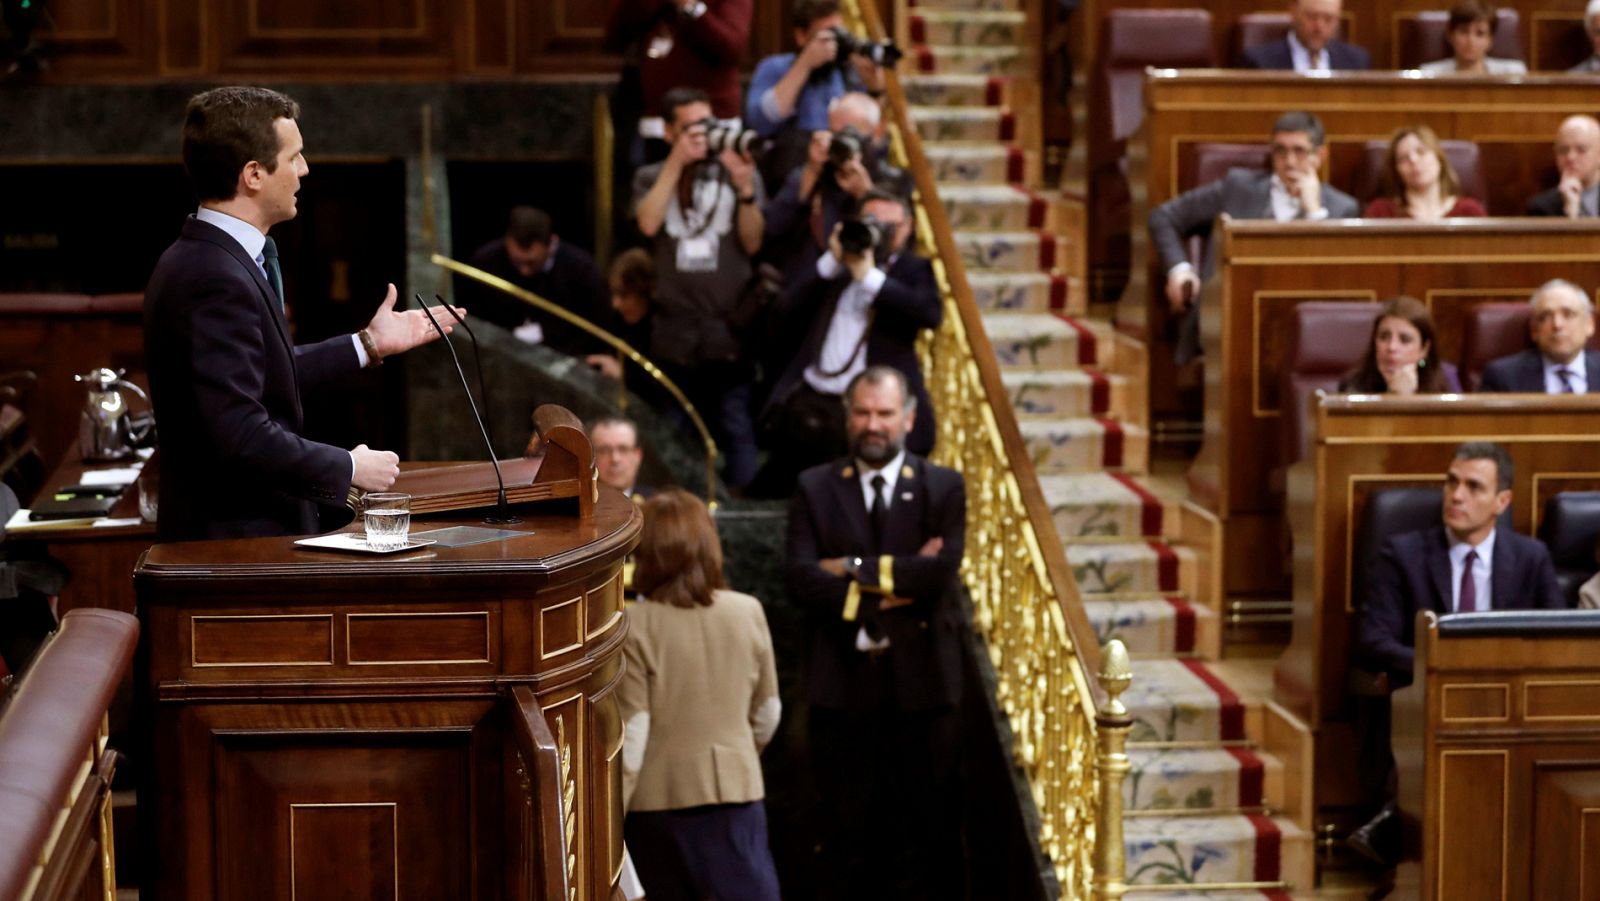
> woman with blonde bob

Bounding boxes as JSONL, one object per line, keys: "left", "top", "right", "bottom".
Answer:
{"left": 1363, "top": 125, "right": 1488, "bottom": 220}
{"left": 619, "top": 488, "right": 782, "bottom": 901}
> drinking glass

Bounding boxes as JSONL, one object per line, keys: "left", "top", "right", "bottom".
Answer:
{"left": 363, "top": 492, "right": 411, "bottom": 550}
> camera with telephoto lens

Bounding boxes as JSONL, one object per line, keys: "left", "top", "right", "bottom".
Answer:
{"left": 837, "top": 215, "right": 882, "bottom": 257}
{"left": 696, "top": 119, "right": 764, "bottom": 159}
{"left": 828, "top": 26, "right": 904, "bottom": 69}
{"left": 827, "top": 126, "right": 868, "bottom": 169}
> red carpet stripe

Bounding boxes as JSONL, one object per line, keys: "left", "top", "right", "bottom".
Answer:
{"left": 1087, "top": 370, "right": 1110, "bottom": 414}
{"left": 1048, "top": 274, "right": 1067, "bottom": 310}
{"left": 1051, "top": 313, "right": 1096, "bottom": 365}
{"left": 998, "top": 111, "right": 1016, "bottom": 141}
{"left": 985, "top": 76, "right": 1006, "bottom": 106}
{"left": 1097, "top": 418, "right": 1124, "bottom": 468}
{"left": 909, "top": 14, "right": 927, "bottom": 43}
{"left": 1164, "top": 596, "right": 1194, "bottom": 653}
{"left": 1037, "top": 233, "right": 1057, "bottom": 270}
{"left": 1180, "top": 659, "right": 1246, "bottom": 740}
{"left": 1148, "top": 540, "right": 1178, "bottom": 591}
{"left": 916, "top": 47, "right": 936, "bottom": 72}
{"left": 1247, "top": 814, "right": 1282, "bottom": 883}
{"left": 1227, "top": 746, "right": 1265, "bottom": 806}
{"left": 1109, "top": 472, "right": 1163, "bottom": 536}
{"left": 1014, "top": 185, "right": 1047, "bottom": 228}
{"left": 1006, "top": 146, "right": 1025, "bottom": 182}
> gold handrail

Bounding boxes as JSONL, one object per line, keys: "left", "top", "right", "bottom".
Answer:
{"left": 431, "top": 254, "right": 720, "bottom": 508}
{"left": 843, "top": 1, "right": 1120, "bottom": 896}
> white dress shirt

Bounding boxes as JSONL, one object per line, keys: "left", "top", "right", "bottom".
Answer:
{"left": 804, "top": 252, "right": 888, "bottom": 396}
{"left": 854, "top": 447, "right": 906, "bottom": 651}
{"left": 1544, "top": 351, "right": 1589, "bottom": 394}
{"left": 1287, "top": 31, "right": 1329, "bottom": 73}
{"left": 1269, "top": 174, "right": 1331, "bottom": 222}
{"left": 1448, "top": 529, "right": 1495, "bottom": 612}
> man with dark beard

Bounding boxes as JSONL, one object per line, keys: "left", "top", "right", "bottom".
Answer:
{"left": 785, "top": 365, "right": 968, "bottom": 901}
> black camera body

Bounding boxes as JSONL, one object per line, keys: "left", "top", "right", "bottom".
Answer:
{"left": 827, "top": 126, "right": 869, "bottom": 169}
{"left": 696, "top": 119, "right": 765, "bottom": 159}
{"left": 837, "top": 216, "right": 883, "bottom": 257}
{"left": 828, "top": 26, "right": 904, "bottom": 69}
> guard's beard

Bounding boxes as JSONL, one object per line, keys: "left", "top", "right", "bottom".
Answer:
{"left": 852, "top": 429, "right": 902, "bottom": 466}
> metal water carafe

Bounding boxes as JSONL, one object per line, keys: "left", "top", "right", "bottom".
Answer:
{"left": 74, "top": 368, "right": 148, "bottom": 462}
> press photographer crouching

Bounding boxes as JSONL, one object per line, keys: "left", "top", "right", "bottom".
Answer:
{"left": 752, "top": 188, "right": 940, "bottom": 498}
{"left": 633, "top": 86, "right": 767, "bottom": 490}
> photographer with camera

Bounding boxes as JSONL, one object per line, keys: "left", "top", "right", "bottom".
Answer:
{"left": 634, "top": 86, "right": 766, "bottom": 490}
{"left": 747, "top": 0, "right": 896, "bottom": 193}
{"left": 751, "top": 189, "right": 940, "bottom": 497}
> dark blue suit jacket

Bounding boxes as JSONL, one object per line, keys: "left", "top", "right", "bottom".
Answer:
{"left": 764, "top": 252, "right": 943, "bottom": 455}
{"left": 1241, "top": 37, "right": 1371, "bottom": 70}
{"left": 1356, "top": 525, "right": 1564, "bottom": 686}
{"left": 144, "top": 216, "right": 360, "bottom": 541}
{"left": 786, "top": 453, "right": 966, "bottom": 711}
{"left": 1479, "top": 348, "right": 1600, "bottom": 393}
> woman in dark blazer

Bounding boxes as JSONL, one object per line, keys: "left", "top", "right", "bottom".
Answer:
{"left": 619, "top": 489, "right": 781, "bottom": 901}
{"left": 1340, "top": 296, "right": 1463, "bottom": 394}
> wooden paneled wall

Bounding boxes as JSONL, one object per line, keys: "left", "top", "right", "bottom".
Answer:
{"left": 31, "top": 0, "right": 812, "bottom": 79}
{"left": 1085, "top": 0, "right": 1595, "bottom": 72}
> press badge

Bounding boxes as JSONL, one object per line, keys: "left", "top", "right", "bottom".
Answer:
{"left": 676, "top": 235, "right": 717, "bottom": 272}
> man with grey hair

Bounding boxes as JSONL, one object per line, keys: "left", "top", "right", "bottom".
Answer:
{"left": 1480, "top": 279, "right": 1600, "bottom": 393}
{"left": 1149, "top": 109, "right": 1360, "bottom": 362}
{"left": 1569, "top": 0, "right": 1600, "bottom": 73}
{"left": 1239, "top": 0, "right": 1371, "bottom": 70}
{"left": 1528, "top": 115, "right": 1600, "bottom": 218}
{"left": 786, "top": 364, "right": 968, "bottom": 900}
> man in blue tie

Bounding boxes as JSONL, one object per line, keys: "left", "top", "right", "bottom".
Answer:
{"left": 1479, "top": 279, "right": 1600, "bottom": 394}
{"left": 144, "top": 86, "right": 458, "bottom": 540}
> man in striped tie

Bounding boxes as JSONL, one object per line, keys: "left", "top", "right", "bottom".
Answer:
{"left": 1479, "top": 279, "right": 1600, "bottom": 394}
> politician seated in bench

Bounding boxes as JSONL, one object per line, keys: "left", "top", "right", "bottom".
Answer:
{"left": 1338, "top": 297, "right": 1461, "bottom": 395}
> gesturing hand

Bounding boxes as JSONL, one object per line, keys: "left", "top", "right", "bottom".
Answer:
{"left": 351, "top": 444, "right": 400, "bottom": 492}
{"left": 363, "top": 284, "right": 465, "bottom": 359}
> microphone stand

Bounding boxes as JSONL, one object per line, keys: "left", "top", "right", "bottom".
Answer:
{"left": 434, "top": 294, "right": 496, "bottom": 453}
{"left": 416, "top": 294, "right": 519, "bottom": 524}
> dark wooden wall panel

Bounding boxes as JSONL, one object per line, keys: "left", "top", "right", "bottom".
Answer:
{"left": 209, "top": 0, "right": 458, "bottom": 76}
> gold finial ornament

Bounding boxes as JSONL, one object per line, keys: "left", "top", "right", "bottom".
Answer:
{"left": 1097, "top": 639, "right": 1133, "bottom": 718}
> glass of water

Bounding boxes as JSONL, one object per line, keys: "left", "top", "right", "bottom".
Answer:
{"left": 363, "top": 492, "right": 411, "bottom": 550}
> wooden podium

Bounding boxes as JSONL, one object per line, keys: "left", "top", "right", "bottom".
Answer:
{"left": 133, "top": 410, "right": 638, "bottom": 900}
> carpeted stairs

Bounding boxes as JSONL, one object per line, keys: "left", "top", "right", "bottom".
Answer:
{"left": 901, "top": 0, "right": 1311, "bottom": 892}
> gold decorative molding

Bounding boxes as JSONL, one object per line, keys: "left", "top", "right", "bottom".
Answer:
{"left": 1440, "top": 682, "right": 1510, "bottom": 724}
{"left": 190, "top": 613, "right": 334, "bottom": 668}
{"left": 345, "top": 610, "right": 493, "bottom": 665}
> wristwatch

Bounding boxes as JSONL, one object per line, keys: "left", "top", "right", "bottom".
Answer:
{"left": 737, "top": 193, "right": 757, "bottom": 205}
{"left": 357, "top": 329, "right": 383, "bottom": 367}
{"left": 842, "top": 556, "right": 863, "bottom": 580}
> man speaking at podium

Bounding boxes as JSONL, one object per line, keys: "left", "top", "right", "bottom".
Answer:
{"left": 145, "top": 86, "right": 458, "bottom": 541}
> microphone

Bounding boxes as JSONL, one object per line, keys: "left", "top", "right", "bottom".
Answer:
{"left": 415, "top": 294, "right": 520, "bottom": 525}
{"left": 433, "top": 294, "right": 496, "bottom": 453}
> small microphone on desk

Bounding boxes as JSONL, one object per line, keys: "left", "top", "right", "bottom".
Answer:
{"left": 433, "top": 294, "right": 496, "bottom": 453}
{"left": 416, "top": 294, "right": 520, "bottom": 525}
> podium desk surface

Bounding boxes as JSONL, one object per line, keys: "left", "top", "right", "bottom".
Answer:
{"left": 134, "top": 485, "right": 640, "bottom": 596}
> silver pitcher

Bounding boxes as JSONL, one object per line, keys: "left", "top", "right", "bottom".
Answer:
{"left": 74, "top": 368, "right": 149, "bottom": 462}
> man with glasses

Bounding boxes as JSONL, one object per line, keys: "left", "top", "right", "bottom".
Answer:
{"left": 1479, "top": 279, "right": 1600, "bottom": 394}
{"left": 587, "top": 416, "right": 651, "bottom": 501}
{"left": 1149, "top": 110, "right": 1359, "bottom": 362}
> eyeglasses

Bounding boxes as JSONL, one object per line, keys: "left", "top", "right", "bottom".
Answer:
{"left": 1270, "top": 144, "right": 1316, "bottom": 159}
{"left": 595, "top": 445, "right": 638, "bottom": 457}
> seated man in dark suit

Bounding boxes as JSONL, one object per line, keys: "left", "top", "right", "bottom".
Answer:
{"left": 1357, "top": 441, "right": 1566, "bottom": 689}
{"left": 1240, "top": 0, "right": 1371, "bottom": 71}
{"left": 1149, "top": 110, "right": 1360, "bottom": 361}
{"left": 1479, "top": 279, "right": 1599, "bottom": 393}
{"left": 1526, "top": 115, "right": 1600, "bottom": 219}
{"left": 754, "top": 188, "right": 941, "bottom": 497}
{"left": 457, "top": 206, "right": 610, "bottom": 358}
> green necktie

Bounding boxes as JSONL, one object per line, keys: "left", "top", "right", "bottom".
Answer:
{"left": 261, "top": 236, "right": 285, "bottom": 312}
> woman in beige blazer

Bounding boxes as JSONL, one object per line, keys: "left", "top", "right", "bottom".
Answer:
{"left": 619, "top": 489, "right": 782, "bottom": 901}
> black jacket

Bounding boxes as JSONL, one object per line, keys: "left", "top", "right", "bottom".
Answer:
{"left": 1479, "top": 349, "right": 1600, "bottom": 393}
{"left": 786, "top": 453, "right": 966, "bottom": 711}
{"left": 459, "top": 239, "right": 611, "bottom": 358}
{"left": 144, "top": 216, "right": 358, "bottom": 540}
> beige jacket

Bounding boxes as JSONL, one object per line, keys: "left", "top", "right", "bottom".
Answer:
{"left": 1580, "top": 572, "right": 1600, "bottom": 610}
{"left": 619, "top": 589, "right": 781, "bottom": 812}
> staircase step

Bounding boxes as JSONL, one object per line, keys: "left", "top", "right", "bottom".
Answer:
{"left": 912, "top": 44, "right": 1029, "bottom": 77}
{"left": 1065, "top": 540, "right": 1197, "bottom": 597}
{"left": 1018, "top": 417, "right": 1148, "bottom": 474}
{"left": 956, "top": 230, "right": 1066, "bottom": 274}
{"left": 939, "top": 183, "right": 1052, "bottom": 231}
{"left": 1085, "top": 597, "right": 1216, "bottom": 657}
{"left": 1126, "top": 746, "right": 1285, "bottom": 813}
{"left": 1125, "top": 814, "right": 1310, "bottom": 890}
{"left": 911, "top": 106, "right": 1016, "bottom": 143}
{"left": 923, "top": 144, "right": 1032, "bottom": 186}
{"left": 909, "top": 0, "right": 1024, "bottom": 12}
{"left": 983, "top": 313, "right": 1111, "bottom": 370}
{"left": 1126, "top": 659, "right": 1252, "bottom": 743}
{"left": 902, "top": 73, "right": 1007, "bottom": 107}
{"left": 1039, "top": 472, "right": 1167, "bottom": 540}
{"left": 969, "top": 271, "right": 1075, "bottom": 313}
{"left": 909, "top": 10, "right": 1028, "bottom": 46}
{"left": 1002, "top": 368, "right": 1129, "bottom": 419}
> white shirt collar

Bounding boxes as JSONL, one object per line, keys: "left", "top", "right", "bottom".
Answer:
{"left": 195, "top": 206, "right": 267, "bottom": 261}
{"left": 857, "top": 447, "right": 907, "bottom": 510}
{"left": 1448, "top": 527, "right": 1494, "bottom": 562}
{"left": 1286, "top": 30, "right": 1328, "bottom": 72}
{"left": 543, "top": 236, "right": 560, "bottom": 273}
{"left": 1544, "top": 351, "right": 1588, "bottom": 390}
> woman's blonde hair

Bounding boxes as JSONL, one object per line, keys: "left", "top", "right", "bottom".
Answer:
{"left": 1380, "top": 125, "right": 1463, "bottom": 212}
